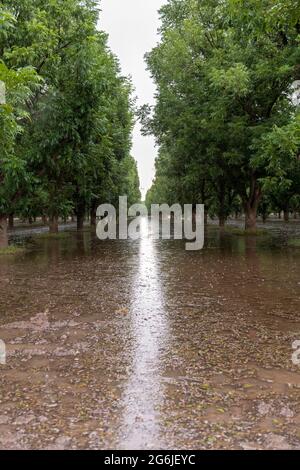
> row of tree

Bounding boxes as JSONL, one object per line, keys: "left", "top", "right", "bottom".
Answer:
{"left": 0, "top": 0, "right": 140, "bottom": 248}
{"left": 143, "top": 0, "right": 300, "bottom": 230}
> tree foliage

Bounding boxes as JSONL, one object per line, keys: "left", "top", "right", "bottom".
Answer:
{"left": 143, "top": 0, "right": 300, "bottom": 229}
{"left": 0, "top": 0, "right": 140, "bottom": 243}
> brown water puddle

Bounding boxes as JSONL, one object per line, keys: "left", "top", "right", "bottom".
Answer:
{"left": 0, "top": 219, "right": 300, "bottom": 449}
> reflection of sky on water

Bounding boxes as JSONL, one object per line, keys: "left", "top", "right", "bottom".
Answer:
{"left": 118, "top": 218, "right": 169, "bottom": 449}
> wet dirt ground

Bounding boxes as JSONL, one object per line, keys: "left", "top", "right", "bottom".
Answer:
{"left": 0, "top": 218, "right": 300, "bottom": 450}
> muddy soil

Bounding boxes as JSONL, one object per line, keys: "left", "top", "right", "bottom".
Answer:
{"left": 0, "top": 219, "right": 300, "bottom": 449}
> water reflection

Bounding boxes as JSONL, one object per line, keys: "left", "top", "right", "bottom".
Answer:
{"left": 118, "top": 217, "right": 169, "bottom": 449}
{"left": 1, "top": 221, "right": 300, "bottom": 449}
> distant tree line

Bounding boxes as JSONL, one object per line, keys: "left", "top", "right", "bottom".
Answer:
{"left": 142, "top": 0, "right": 300, "bottom": 230}
{"left": 0, "top": 0, "right": 141, "bottom": 248}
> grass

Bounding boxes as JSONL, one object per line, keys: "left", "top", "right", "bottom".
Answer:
{"left": 0, "top": 245, "right": 26, "bottom": 256}
{"left": 224, "top": 226, "right": 269, "bottom": 236}
{"left": 288, "top": 238, "right": 300, "bottom": 248}
{"left": 34, "top": 231, "right": 72, "bottom": 240}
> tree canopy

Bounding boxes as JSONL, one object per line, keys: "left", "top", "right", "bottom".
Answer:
{"left": 143, "top": 0, "right": 300, "bottom": 229}
{"left": 0, "top": 0, "right": 140, "bottom": 246}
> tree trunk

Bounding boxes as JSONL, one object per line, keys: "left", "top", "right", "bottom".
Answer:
{"left": 49, "top": 215, "right": 59, "bottom": 233}
{"left": 90, "top": 199, "right": 98, "bottom": 228}
{"left": 219, "top": 215, "right": 226, "bottom": 228}
{"left": 243, "top": 174, "right": 261, "bottom": 231}
{"left": 76, "top": 197, "right": 85, "bottom": 231}
{"left": 90, "top": 207, "right": 97, "bottom": 227}
{"left": 0, "top": 216, "right": 8, "bottom": 249}
{"left": 245, "top": 205, "right": 258, "bottom": 230}
{"left": 77, "top": 213, "right": 84, "bottom": 231}
{"left": 284, "top": 209, "right": 289, "bottom": 223}
{"left": 217, "top": 180, "right": 226, "bottom": 228}
{"left": 42, "top": 215, "right": 48, "bottom": 225}
{"left": 8, "top": 214, "right": 14, "bottom": 230}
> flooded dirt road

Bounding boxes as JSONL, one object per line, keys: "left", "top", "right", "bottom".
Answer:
{"left": 0, "top": 219, "right": 300, "bottom": 449}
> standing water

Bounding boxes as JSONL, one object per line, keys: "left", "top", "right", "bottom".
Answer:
{"left": 118, "top": 217, "right": 169, "bottom": 449}
{"left": 0, "top": 219, "right": 300, "bottom": 449}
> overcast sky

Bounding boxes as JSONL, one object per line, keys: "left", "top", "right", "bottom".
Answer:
{"left": 99, "top": 0, "right": 165, "bottom": 199}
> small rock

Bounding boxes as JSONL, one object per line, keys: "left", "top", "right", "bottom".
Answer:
{"left": 258, "top": 402, "right": 272, "bottom": 416}
{"left": 0, "top": 415, "right": 9, "bottom": 425}
{"left": 14, "top": 414, "right": 35, "bottom": 425}
{"left": 280, "top": 406, "right": 294, "bottom": 419}
{"left": 265, "top": 433, "right": 292, "bottom": 450}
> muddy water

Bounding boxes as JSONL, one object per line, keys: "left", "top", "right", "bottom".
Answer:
{"left": 0, "top": 219, "right": 300, "bottom": 450}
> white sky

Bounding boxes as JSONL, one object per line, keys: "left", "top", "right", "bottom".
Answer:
{"left": 99, "top": 0, "right": 165, "bottom": 199}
